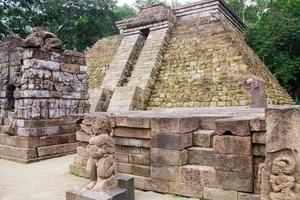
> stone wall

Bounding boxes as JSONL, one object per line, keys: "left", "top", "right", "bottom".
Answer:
{"left": 0, "top": 28, "right": 89, "bottom": 163}
{"left": 86, "top": 35, "right": 122, "bottom": 90}
{"left": 70, "top": 110, "right": 265, "bottom": 200}
{"left": 148, "top": 9, "right": 293, "bottom": 108}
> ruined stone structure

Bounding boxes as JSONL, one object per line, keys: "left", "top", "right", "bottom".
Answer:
{"left": 0, "top": 27, "right": 89, "bottom": 163}
{"left": 70, "top": 1, "right": 296, "bottom": 200}
{"left": 88, "top": 0, "right": 293, "bottom": 112}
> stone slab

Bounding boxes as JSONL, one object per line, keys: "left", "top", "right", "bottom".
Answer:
{"left": 188, "top": 147, "right": 214, "bottom": 166}
{"left": 213, "top": 135, "right": 252, "bottom": 156}
{"left": 215, "top": 118, "right": 250, "bottom": 136}
{"left": 151, "top": 117, "right": 199, "bottom": 134}
{"left": 151, "top": 148, "right": 188, "bottom": 166}
{"left": 152, "top": 132, "right": 192, "bottom": 150}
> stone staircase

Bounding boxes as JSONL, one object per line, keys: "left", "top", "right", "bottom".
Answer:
{"left": 92, "top": 33, "right": 146, "bottom": 112}
{"left": 107, "top": 27, "right": 172, "bottom": 112}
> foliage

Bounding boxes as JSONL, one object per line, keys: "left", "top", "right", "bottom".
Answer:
{"left": 227, "top": 0, "right": 300, "bottom": 100}
{"left": 113, "top": 5, "right": 136, "bottom": 20}
{"left": 134, "top": 0, "right": 162, "bottom": 9}
{"left": 0, "top": 0, "right": 122, "bottom": 51}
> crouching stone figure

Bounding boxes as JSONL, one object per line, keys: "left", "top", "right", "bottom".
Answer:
{"left": 85, "top": 115, "right": 118, "bottom": 192}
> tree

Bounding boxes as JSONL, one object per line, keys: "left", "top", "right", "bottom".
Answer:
{"left": 113, "top": 4, "right": 136, "bottom": 20}
{"left": 226, "top": 0, "right": 300, "bottom": 101}
{"left": 1, "top": 0, "right": 119, "bottom": 51}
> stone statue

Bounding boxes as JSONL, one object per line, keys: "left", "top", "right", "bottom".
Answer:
{"left": 269, "top": 157, "right": 296, "bottom": 200}
{"left": 85, "top": 115, "right": 118, "bottom": 192}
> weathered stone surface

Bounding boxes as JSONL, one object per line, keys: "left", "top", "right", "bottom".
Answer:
{"left": 261, "top": 106, "right": 300, "bottom": 200}
{"left": 238, "top": 192, "right": 260, "bottom": 200}
{"left": 215, "top": 171, "right": 254, "bottom": 192}
{"left": 145, "top": 178, "right": 169, "bottom": 193}
{"left": 247, "top": 76, "right": 267, "bottom": 108}
{"left": 0, "top": 144, "right": 37, "bottom": 160}
{"left": 180, "top": 165, "right": 216, "bottom": 187}
{"left": 129, "top": 154, "right": 150, "bottom": 166}
{"left": 169, "top": 182, "right": 203, "bottom": 198}
{"left": 188, "top": 147, "right": 214, "bottom": 166}
{"left": 213, "top": 135, "right": 252, "bottom": 156}
{"left": 151, "top": 148, "right": 188, "bottom": 166}
{"left": 193, "top": 129, "right": 214, "bottom": 147}
{"left": 117, "top": 163, "right": 133, "bottom": 174}
{"left": 37, "top": 142, "right": 77, "bottom": 157}
{"left": 132, "top": 164, "right": 151, "bottom": 177}
{"left": 214, "top": 154, "right": 253, "bottom": 173}
{"left": 114, "top": 127, "right": 151, "bottom": 139}
{"left": 203, "top": 187, "right": 238, "bottom": 200}
{"left": 252, "top": 131, "right": 266, "bottom": 144}
{"left": 152, "top": 132, "right": 192, "bottom": 150}
{"left": 253, "top": 144, "right": 266, "bottom": 157}
{"left": 151, "top": 166, "right": 179, "bottom": 181}
{"left": 76, "top": 131, "right": 91, "bottom": 143}
{"left": 151, "top": 117, "right": 199, "bottom": 134}
{"left": 113, "top": 137, "right": 151, "bottom": 148}
{"left": 115, "top": 116, "right": 151, "bottom": 128}
{"left": 215, "top": 118, "right": 250, "bottom": 136}
{"left": 250, "top": 118, "right": 266, "bottom": 131}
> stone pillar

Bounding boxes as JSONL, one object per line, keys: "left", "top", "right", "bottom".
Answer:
{"left": 247, "top": 76, "right": 267, "bottom": 108}
{"left": 261, "top": 106, "right": 300, "bottom": 200}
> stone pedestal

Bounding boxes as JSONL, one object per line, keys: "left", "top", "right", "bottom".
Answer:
{"left": 66, "top": 176, "right": 134, "bottom": 200}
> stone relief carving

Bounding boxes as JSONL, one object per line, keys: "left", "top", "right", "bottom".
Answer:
{"left": 269, "top": 156, "right": 296, "bottom": 200}
{"left": 85, "top": 115, "right": 118, "bottom": 192}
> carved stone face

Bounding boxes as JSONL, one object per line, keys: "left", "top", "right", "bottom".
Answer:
{"left": 271, "top": 157, "right": 295, "bottom": 175}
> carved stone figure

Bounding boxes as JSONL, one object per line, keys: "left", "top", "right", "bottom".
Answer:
{"left": 85, "top": 115, "right": 117, "bottom": 192}
{"left": 269, "top": 157, "right": 296, "bottom": 200}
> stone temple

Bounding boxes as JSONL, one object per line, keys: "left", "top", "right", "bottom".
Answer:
{"left": 1, "top": 1, "right": 300, "bottom": 200}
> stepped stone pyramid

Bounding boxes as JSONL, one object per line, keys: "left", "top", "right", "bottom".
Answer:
{"left": 87, "top": 0, "right": 293, "bottom": 112}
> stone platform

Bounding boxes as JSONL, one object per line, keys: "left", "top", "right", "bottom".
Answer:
{"left": 66, "top": 175, "right": 134, "bottom": 200}
{"left": 70, "top": 106, "right": 265, "bottom": 200}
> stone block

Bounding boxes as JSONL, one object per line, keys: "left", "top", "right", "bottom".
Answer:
{"left": 250, "top": 118, "right": 266, "bottom": 131}
{"left": 66, "top": 186, "right": 129, "bottom": 200}
{"left": 76, "top": 131, "right": 91, "bottom": 143}
{"left": 151, "top": 166, "right": 180, "bottom": 181}
{"left": 9, "top": 145, "right": 38, "bottom": 160}
{"left": 61, "top": 63, "right": 80, "bottom": 73}
{"left": 203, "top": 187, "right": 238, "bottom": 200}
{"left": 115, "top": 152, "right": 129, "bottom": 163}
{"left": 169, "top": 182, "right": 203, "bottom": 198}
{"left": 253, "top": 144, "right": 266, "bottom": 157}
{"left": 151, "top": 148, "right": 188, "bottom": 166}
{"left": 114, "top": 127, "right": 151, "bottom": 139}
{"left": 215, "top": 171, "right": 253, "bottom": 192}
{"left": 132, "top": 164, "right": 150, "bottom": 177}
{"left": 213, "top": 135, "right": 252, "bottom": 156}
{"left": 151, "top": 117, "right": 199, "bottom": 134}
{"left": 152, "top": 132, "right": 192, "bottom": 150}
{"left": 188, "top": 147, "right": 214, "bottom": 166}
{"left": 37, "top": 142, "right": 77, "bottom": 157}
{"left": 215, "top": 118, "right": 250, "bottom": 136}
{"left": 117, "top": 163, "right": 133, "bottom": 174}
{"left": 238, "top": 192, "right": 260, "bottom": 200}
{"left": 193, "top": 129, "right": 214, "bottom": 147}
{"left": 113, "top": 137, "right": 151, "bottom": 148}
{"left": 129, "top": 154, "right": 150, "bottom": 166}
{"left": 214, "top": 154, "right": 253, "bottom": 173}
{"left": 73, "top": 155, "right": 88, "bottom": 166}
{"left": 39, "top": 133, "right": 76, "bottom": 147}
{"left": 117, "top": 175, "right": 135, "bottom": 200}
{"left": 145, "top": 178, "right": 169, "bottom": 193}
{"left": 252, "top": 132, "right": 266, "bottom": 144}
{"left": 77, "top": 146, "right": 88, "bottom": 158}
{"left": 199, "top": 117, "right": 223, "bottom": 130}
{"left": 115, "top": 116, "right": 151, "bottom": 128}
{"left": 180, "top": 165, "right": 216, "bottom": 187}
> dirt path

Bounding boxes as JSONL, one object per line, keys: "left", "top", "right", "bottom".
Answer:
{"left": 0, "top": 155, "right": 197, "bottom": 200}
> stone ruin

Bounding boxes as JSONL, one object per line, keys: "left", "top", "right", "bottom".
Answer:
{"left": 69, "top": 1, "right": 299, "bottom": 200}
{"left": 0, "top": 27, "right": 89, "bottom": 163}
{"left": 0, "top": 1, "right": 299, "bottom": 200}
